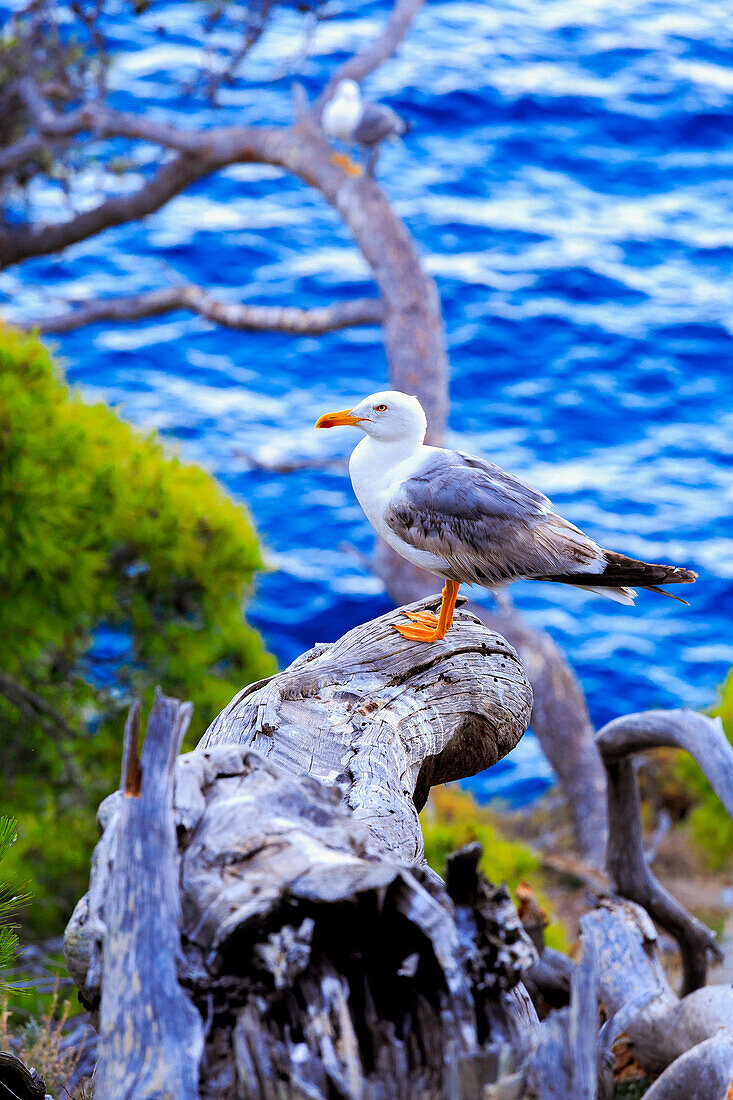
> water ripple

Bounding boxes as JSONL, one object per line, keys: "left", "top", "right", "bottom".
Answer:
{"left": 2, "top": 0, "right": 732, "bottom": 803}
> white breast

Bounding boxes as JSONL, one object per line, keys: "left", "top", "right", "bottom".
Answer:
{"left": 322, "top": 97, "right": 362, "bottom": 142}
{"left": 348, "top": 438, "right": 450, "bottom": 579}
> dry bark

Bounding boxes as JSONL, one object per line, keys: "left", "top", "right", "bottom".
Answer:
{"left": 483, "top": 942, "right": 599, "bottom": 1100}
{"left": 65, "top": 599, "right": 540, "bottom": 1099}
{"left": 596, "top": 708, "right": 733, "bottom": 993}
{"left": 32, "top": 287, "right": 384, "bottom": 336}
{"left": 93, "top": 694, "right": 204, "bottom": 1100}
{"left": 580, "top": 898, "right": 733, "bottom": 1098}
{"left": 62, "top": 606, "right": 733, "bottom": 1098}
{"left": 198, "top": 594, "right": 532, "bottom": 863}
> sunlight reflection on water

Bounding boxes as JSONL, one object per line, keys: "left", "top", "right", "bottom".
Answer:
{"left": 1, "top": 0, "right": 732, "bottom": 803}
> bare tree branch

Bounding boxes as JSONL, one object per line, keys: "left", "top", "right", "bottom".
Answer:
{"left": 596, "top": 708, "right": 732, "bottom": 994}
{"left": 3, "top": 0, "right": 422, "bottom": 184}
{"left": 0, "top": 131, "right": 51, "bottom": 177}
{"left": 28, "top": 285, "right": 384, "bottom": 335}
{"left": 1, "top": 106, "right": 447, "bottom": 437}
{"left": 0, "top": 671, "right": 75, "bottom": 738}
{"left": 0, "top": 98, "right": 233, "bottom": 183}
{"left": 314, "top": 0, "right": 425, "bottom": 116}
{"left": 0, "top": 152, "right": 210, "bottom": 269}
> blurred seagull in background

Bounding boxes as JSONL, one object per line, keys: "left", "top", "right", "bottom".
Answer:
{"left": 316, "top": 390, "right": 697, "bottom": 643}
{"left": 322, "top": 79, "right": 408, "bottom": 176}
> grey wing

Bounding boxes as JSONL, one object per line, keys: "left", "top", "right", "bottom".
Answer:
{"left": 353, "top": 104, "right": 405, "bottom": 146}
{"left": 384, "top": 449, "right": 603, "bottom": 586}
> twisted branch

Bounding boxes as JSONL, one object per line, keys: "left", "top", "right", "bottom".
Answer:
{"left": 596, "top": 708, "right": 733, "bottom": 994}
{"left": 28, "top": 286, "right": 384, "bottom": 335}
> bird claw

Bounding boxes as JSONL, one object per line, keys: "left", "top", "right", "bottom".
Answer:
{"left": 402, "top": 609, "right": 441, "bottom": 628}
{"left": 392, "top": 621, "right": 442, "bottom": 643}
{"left": 330, "top": 153, "right": 363, "bottom": 177}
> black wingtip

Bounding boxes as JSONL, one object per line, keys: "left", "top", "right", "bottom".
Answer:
{"left": 642, "top": 584, "right": 690, "bottom": 605}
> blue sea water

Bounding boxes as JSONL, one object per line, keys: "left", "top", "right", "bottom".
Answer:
{"left": 2, "top": 0, "right": 733, "bottom": 805}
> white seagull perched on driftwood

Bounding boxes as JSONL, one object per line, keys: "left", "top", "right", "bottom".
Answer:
{"left": 316, "top": 390, "right": 697, "bottom": 643}
{"left": 322, "top": 79, "right": 407, "bottom": 175}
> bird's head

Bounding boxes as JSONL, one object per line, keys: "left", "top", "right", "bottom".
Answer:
{"left": 334, "top": 78, "right": 361, "bottom": 104}
{"left": 315, "top": 390, "right": 427, "bottom": 445}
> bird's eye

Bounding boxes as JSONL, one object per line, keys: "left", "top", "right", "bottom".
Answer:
{"left": 375, "top": 403, "right": 388, "bottom": 412}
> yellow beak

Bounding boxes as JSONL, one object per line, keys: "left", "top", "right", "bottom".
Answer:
{"left": 314, "top": 408, "right": 368, "bottom": 429}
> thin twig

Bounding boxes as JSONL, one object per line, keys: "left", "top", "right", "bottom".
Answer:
{"left": 314, "top": 0, "right": 424, "bottom": 117}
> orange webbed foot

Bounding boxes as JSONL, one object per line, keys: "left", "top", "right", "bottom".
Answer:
{"left": 392, "top": 621, "right": 443, "bottom": 643}
{"left": 330, "top": 152, "right": 363, "bottom": 177}
{"left": 392, "top": 581, "right": 460, "bottom": 644}
{"left": 402, "top": 609, "right": 441, "bottom": 628}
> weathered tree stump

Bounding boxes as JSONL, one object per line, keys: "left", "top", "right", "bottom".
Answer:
{"left": 62, "top": 601, "right": 733, "bottom": 1099}
{"left": 65, "top": 597, "right": 537, "bottom": 1098}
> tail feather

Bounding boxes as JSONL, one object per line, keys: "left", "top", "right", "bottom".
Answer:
{"left": 538, "top": 549, "right": 697, "bottom": 604}
{"left": 600, "top": 550, "right": 697, "bottom": 587}
{"left": 573, "top": 584, "right": 637, "bottom": 605}
{"left": 639, "top": 584, "right": 690, "bottom": 606}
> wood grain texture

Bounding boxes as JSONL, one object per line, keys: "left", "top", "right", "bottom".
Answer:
{"left": 581, "top": 898, "right": 733, "bottom": 1091}
{"left": 642, "top": 1036, "right": 733, "bottom": 1100}
{"left": 93, "top": 694, "right": 204, "bottom": 1100}
{"left": 62, "top": 606, "right": 733, "bottom": 1097}
{"left": 65, "top": 602, "right": 536, "bottom": 1099}
{"left": 198, "top": 594, "right": 533, "bottom": 866}
{"left": 484, "top": 942, "right": 598, "bottom": 1100}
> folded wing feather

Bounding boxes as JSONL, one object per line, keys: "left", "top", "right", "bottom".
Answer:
{"left": 384, "top": 449, "right": 606, "bottom": 587}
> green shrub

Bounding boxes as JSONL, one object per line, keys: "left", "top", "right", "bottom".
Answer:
{"left": 0, "top": 818, "right": 25, "bottom": 986}
{"left": 677, "top": 672, "right": 733, "bottom": 871}
{"left": 0, "top": 323, "right": 274, "bottom": 934}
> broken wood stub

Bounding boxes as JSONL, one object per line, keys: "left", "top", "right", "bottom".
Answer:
{"left": 93, "top": 693, "right": 204, "bottom": 1100}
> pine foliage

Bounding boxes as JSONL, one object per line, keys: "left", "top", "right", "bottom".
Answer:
{"left": 0, "top": 323, "right": 274, "bottom": 932}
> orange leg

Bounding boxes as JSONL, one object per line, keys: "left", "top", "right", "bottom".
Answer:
{"left": 330, "top": 152, "right": 363, "bottom": 177}
{"left": 393, "top": 580, "right": 460, "bottom": 643}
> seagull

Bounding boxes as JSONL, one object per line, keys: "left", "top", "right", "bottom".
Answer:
{"left": 322, "top": 79, "right": 407, "bottom": 175}
{"left": 315, "top": 390, "right": 697, "bottom": 643}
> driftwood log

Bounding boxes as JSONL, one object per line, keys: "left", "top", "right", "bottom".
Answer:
{"left": 63, "top": 600, "right": 733, "bottom": 1099}
{"left": 376, "top": 559, "right": 609, "bottom": 869}
{"left": 197, "top": 595, "right": 532, "bottom": 863}
{"left": 581, "top": 899, "right": 733, "bottom": 1100}
{"left": 65, "top": 597, "right": 543, "bottom": 1098}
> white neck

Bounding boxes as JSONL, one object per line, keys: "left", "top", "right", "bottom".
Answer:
{"left": 353, "top": 433, "right": 423, "bottom": 468}
{"left": 348, "top": 435, "right": 427, "bottom": 511}
{"left": 348, "top": 434, "right": 431, "bottom": 556}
